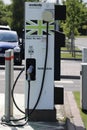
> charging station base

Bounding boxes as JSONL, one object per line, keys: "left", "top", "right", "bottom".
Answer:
{"left": 25, "top": 109, "right": 56, "bottom": 122}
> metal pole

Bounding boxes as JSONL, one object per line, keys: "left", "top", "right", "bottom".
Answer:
{"left": 56, "top": 0, "right": 59, "bottom": 4}
{"left": 5, "top": 49, "right": 14, "bottom": 122}
{"left": 55, "top": 0, "right": 59, "bottom": 31}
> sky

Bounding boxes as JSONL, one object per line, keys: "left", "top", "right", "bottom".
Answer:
{"left": 2, "top": 0, "right": 11, "bottom": 5}
{"left": 2, "top": 0, "right": 87, "bottom": 5}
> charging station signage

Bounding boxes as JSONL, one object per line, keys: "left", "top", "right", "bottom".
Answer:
{"left": 25, "top": 2, "right": 54, "bottom": 110}
{"left": 25, "top": 20, "right": 54, "bottom": 39}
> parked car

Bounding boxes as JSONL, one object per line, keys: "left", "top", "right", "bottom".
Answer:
{"left": 0, "top": 25, "right": 11, "bottom": 30}
{"left": 0, "top": 30, "right": 22, "bottom": 65}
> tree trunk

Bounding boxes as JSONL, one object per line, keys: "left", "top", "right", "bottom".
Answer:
{"left": 70, "top": 32, "right": 75, "bottom": 57}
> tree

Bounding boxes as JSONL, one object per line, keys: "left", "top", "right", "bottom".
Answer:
{"left": 11, "top": 0, "right": 24, "bottom": 37}
{"left": 3, "top": 4, "right": 12, "bottom": 26}
{"left": 0, "top": 0, "right": 5, "bottom": 24}
{"left": 79, "top": 2, "right": 87, "bottom": 35}
{"left": 61, "top": 0, "right": 87, "bottom": 57}
{"left": 0, "top": 0, "right": 12, "bottom": 26}
{"left": 0, "top": 0, "right": 7, "bottom": 24}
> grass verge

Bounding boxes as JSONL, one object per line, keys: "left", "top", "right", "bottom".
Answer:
{"left": 61, "top": 52, "right": 82, "bottom": 59}
{"left": 61, "top": 47, "right": 82, "bottom": 59}
{"left": 73, "top": 92, "right": 87, "bottom": 129}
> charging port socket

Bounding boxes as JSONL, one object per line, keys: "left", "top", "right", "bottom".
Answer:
{"left": 26, "top": 58, "right": 36, "bottom": 81}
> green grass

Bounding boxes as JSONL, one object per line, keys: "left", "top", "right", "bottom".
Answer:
{"left": 74, "top": 92, "right": 87, "bottom": 129}
{"left": 61, "top": 51, "right": 82, "bottom": 59}
{"left": 61, "top": 46, "right": 82, "bottom": 59}
{"left": 61, "top": 46, "right": 80, "bottom": 51}
{"left": 61, "top": 47, "right": 68, "bottom": 51}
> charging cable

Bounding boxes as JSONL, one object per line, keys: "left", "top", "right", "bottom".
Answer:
{"left": 1, "top": 67, "right": 31, "bottom": 127}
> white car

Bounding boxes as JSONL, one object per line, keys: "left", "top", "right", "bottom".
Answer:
{"left": 0, "top": 30, "right": 22, "bottom": 65}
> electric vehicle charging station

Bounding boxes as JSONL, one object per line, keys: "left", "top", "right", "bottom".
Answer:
{"left": 25, "top": 2, "right": 55, "bottom": 120}
{"left": 25, "top": 2, "right": 66, "bottom": 121}
{"left": 0, "top": 2, "right": 66, "bottom": 127}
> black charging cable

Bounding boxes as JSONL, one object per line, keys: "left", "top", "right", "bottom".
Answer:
{"left": 1, "top": 68, "right": 27, "bottom": 126}
{"left": 12, "top": 67, "right": 25, "bottom": 115}
{"left": 1, "top": 64, "right": 36, "bottom": 127}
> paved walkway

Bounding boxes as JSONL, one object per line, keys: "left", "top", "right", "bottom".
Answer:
{"left": 0, "top": 93, "right": 66, "bottom": 130}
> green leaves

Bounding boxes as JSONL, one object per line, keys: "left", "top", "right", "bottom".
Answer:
{"left": 61, "top": 0, "right": 87, "bottom": 37}
{"left": 0, "top": 0, "right": 12, "bottom": 25}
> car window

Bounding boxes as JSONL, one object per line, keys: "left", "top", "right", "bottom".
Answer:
{"left": 0, "top": 32, "right": 18, "bottom": 42}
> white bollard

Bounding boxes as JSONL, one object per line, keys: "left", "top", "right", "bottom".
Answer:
{"left": 5, "top": 49, "right": 14, "bottom": 121}
{"left": 82, "top": 48, "right": 87, "bottom": 62}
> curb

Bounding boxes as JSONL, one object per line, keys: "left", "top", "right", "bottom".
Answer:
{"left": 64, "top": 91, "right": 85, "bottom": 130}
{"left": 61, "top": 75, "right": 80, "bottom": 79}
{"left": 61, "top": 58, "right": 82, "bottom": 61}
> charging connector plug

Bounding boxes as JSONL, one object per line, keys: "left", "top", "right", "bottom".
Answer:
{"left": 26, "top": 59, "right": 36, "bottom": 81}
{"left": 27, "top": 65, "right": 34, "bottom": 81}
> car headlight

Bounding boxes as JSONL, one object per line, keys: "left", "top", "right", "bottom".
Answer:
{"left": 14, "top": 46, "right": 20, "bottom": 52}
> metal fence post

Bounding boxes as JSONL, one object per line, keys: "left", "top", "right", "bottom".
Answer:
{"left": 4, "top": 49, "right": 14, "bottom": 122}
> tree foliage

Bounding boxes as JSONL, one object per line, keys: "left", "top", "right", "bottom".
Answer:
{"left": 61, "top": 0, "right": 87, "bottom": 38}
{"left": 0, "top": 0, "right": 12, "bottom": 25}
{"left": 61, "top": 0, "right": 87, "bottom": 57}
{"left": 11, "top": 0, "right": 24, "bottom": 37}
{"left": 0, "top": 0, "right": 5, "bottom": 24}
